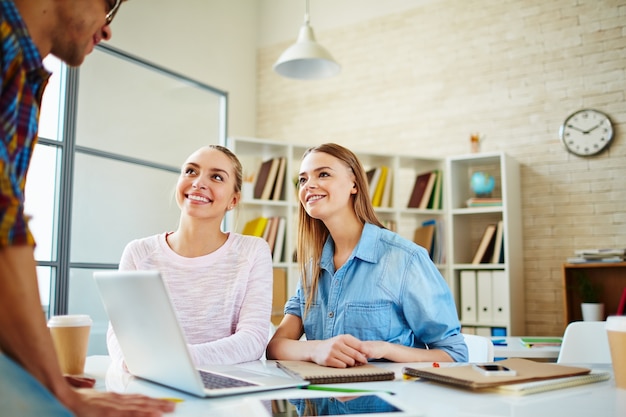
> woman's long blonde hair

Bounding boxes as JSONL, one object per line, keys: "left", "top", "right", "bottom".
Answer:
{"left": 296, "top": 143, "right": 384, "bottom": 315}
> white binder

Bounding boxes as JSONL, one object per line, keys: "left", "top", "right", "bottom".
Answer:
{"left": 491, "top": 270, "right": 509, "bottom": 322}
{"left": 460, "top": 270, "right": 477, "bottom": 322}
{"left": 477, "top": 270, "right": 493, "bottom": 323}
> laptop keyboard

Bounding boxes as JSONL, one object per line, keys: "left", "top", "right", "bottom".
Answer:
{"left": 198, "top": 370, "right": 258, "bottom": 389}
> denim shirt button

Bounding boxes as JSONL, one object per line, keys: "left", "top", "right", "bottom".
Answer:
{"left": 328, "top": 312, "right": 334, "bottom": 318}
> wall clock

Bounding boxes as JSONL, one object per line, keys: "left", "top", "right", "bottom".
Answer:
{"left": 559, "top": 109, "right": 614, "bottom": 156}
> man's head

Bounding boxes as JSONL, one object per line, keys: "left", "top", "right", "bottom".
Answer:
{"left": 15, "top": 0, "right": 127, "bottom": 66}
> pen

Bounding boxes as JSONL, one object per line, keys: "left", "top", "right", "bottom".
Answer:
{"left": 302, "top": 385, "right": 395, "bottom": 395}
{"left": 160, "top": 397, "right": 185, "bottom": 403}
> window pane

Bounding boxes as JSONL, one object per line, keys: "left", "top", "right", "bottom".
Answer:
{"left": 76, "top": 48, "right": 223, "bottom": 167}
{"left": 70, "top": 153, "right": 180, "bottom": 264}
{"left": 68, "top": 268, "right": 108, "bottom": 355}
{"left": 25, "top": 144, "right": 59, "bottom": 262}
{"left": 37, "top": 266, "right": 52, "bottom": 317}
{"left": 40, "top": 56, "right": 64, "bottom": 141}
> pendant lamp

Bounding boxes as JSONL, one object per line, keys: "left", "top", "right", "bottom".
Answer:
{"left": 273, "top": 0, "right": 340, "bottom": 80}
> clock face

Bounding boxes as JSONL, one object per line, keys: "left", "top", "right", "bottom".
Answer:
{"left": 560, "top": 109, "right": 614, "bottom": 156}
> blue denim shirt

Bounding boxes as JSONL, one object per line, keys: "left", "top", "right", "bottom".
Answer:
{"left": 285, "top": 223, "right": 468, "bottom": 362}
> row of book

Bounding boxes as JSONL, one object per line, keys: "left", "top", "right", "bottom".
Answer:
{"left": 366, "top": 166, "right": 393, "bottom": 208}
{"left": 472, "top": 220, "right": 504, "bottom": 264}
{"left": 252, "top": 157, "right": 287, "bottom": 201}
{"left": 241, "top": 216, "right": 286, "bottom": 263}
{"left": 407, "top": 170, "right": 443, "bottom": 210}
{"left": 413, "top": 219, "right": 445, "bottom": 264}
{"left": 566, "top": 248, "right": 625, "bottom": 264}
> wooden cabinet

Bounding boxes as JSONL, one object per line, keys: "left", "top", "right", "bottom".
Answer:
{"left": 562, "top": 262, "right": 626, "bottom": 326}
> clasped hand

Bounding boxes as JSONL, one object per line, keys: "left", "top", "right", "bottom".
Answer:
{"left": 311, "top": 334, "right": 389, "bottom": 368}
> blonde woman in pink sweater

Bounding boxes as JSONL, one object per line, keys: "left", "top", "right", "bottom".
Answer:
{"left": 107, "top": 145, "right": 273, "bottom": 369}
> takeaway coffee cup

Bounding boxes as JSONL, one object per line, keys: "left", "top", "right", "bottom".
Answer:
{"left": 48, "top": 314, "right": 92, "bottom": 375}
{"left": 606, "top": 315, "right": 626, "bottom": 389}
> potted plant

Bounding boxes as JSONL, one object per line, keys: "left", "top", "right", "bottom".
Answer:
{"left": 572, "top": 272, "right": 604, "bottom": 321}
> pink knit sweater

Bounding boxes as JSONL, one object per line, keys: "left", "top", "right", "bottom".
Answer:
{"left": 106, "top": 232, "right": 273, "bottom": 368}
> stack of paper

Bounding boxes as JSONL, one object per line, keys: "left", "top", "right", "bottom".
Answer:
{"left": 567, "top": 248, "right": 625, "bottom": 263}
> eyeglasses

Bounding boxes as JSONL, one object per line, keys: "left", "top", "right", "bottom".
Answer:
{"left": 105, "top": 0, "right": 121, "bottom": 25}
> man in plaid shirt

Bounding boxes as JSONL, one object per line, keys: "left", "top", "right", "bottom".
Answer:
{"left": 0, "top": 1, "right": 175, "bottom": 416}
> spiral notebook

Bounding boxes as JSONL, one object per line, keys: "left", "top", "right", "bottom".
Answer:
{"left": 276, "top": 361, "right": 395, "bottom": 384}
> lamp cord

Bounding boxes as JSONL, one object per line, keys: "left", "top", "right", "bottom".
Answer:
{"left": 304, "top": 0, "right": 310, "bottom": 24}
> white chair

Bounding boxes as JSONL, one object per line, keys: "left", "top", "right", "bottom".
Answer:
{"left": 463, "top": 333, "right": 495, "bottom": 362}
{"left": 557, "top": 321, "right": 612, "bottom": 364}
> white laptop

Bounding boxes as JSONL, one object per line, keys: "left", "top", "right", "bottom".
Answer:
{"left": 93, "top": 270, "right": 307, "bottom": 397}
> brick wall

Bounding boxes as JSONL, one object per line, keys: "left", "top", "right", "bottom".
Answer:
{"left": 256, "top": 0, "right": 626, "bottom": 336}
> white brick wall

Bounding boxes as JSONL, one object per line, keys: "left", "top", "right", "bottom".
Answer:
{"left": 256, "top": 0, "right": 626, "bottom": 336}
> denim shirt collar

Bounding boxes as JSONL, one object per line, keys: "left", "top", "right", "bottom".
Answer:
{"left": 320, "top": 223, "right": 381, "bottom": 274}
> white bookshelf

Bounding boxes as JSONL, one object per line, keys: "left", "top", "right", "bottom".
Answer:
{"left": 227, "top": 139, "right": 523, "bottom": 335}
{"left": 445, "top": 152, "right": 524, "bottom": 336}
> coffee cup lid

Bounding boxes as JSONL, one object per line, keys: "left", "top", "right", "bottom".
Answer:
{"left": 606, "top": 315, "right": 626, "bottom": 332}
{"left": 47, "top": 314, "right": 92, "bottom": 327}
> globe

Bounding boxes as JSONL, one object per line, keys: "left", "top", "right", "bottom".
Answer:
{"left": 470, "top": 172, "right": 495, "bottom": 196}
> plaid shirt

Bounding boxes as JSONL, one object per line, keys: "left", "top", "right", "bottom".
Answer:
{"left": 0, "top": 0, "right": 50, "bottom": 247}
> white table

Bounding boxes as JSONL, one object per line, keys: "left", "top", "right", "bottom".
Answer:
{"left": 492, "top": 337, "right": 561, "bottom": 361}
{"left": 85, "top": 356, "right": 625, "bottom": 417}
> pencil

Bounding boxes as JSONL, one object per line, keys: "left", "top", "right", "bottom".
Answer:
{"left": 302, "top": 385, "right": 395, "bottom": 395}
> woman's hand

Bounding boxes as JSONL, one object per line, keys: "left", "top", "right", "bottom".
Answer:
{"left": 360, "top": 340, "right": 391, "bottom": 360}
{"left": 310, "top": 334, "right": 368, "bottom": 368}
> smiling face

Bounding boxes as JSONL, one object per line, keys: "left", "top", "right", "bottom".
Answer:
{"left": 298, "top": 151, "right": 357, "bottom": 222}
{"left": 176, "top": 147, "right": 239, "bottom": 220}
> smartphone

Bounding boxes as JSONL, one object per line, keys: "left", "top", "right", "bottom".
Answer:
{"left": 472, "top": 364, "right": 517, "bottom": 376}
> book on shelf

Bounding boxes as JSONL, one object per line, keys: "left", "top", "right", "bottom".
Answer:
{"left": 241, "top": 217, "right": 268, "bottom": 237}
{"left": 418, "top": 171, "right": 437, "bottom": 209}
{"left": 252, "top": 157, "right": 282, "bottom": 200}
{"left": 491, "top": 220, "right": 504, "bottom": 264}
{"left": 271, "top": 157, "right": 286, "bottom": 201}
{"left": 372, "top": 166, "right": 388, "bottom": 207}
{"left": 272, "top": 217, "right": 286, "bottom": 264}
{"left": 366, "top": 167, "right": 383, "bottom": 203}
{"left": 401, "top": 358, "right": 591, "bottom": 391}
{"left": 264, "top": 216, "right": 280, "bottom": 254}
{"left": 381, "top": 166, "right": 393, "bottom": 208}
{"left": 276, "top": 361, "right": 394, "bottom": 384}
{"left": 407, "top": 171, "right": 436, "bottom": 209}
{"left": 616, "top": 287, "right": 626, "bottom": 315}
{"left": 413, "top": 223, "right": 435, "bottom": 257}
{"left": 466, "top": 197, "right": 502, "bottom": 207}
{"left": 253, "top": 158, "right": 274, "bottom": 199}
{"left": 471, "top": 224, "right": 497, "bottom": 264}
{"left": 271, "top": 268, "right": 287, "bottom": 326}
{"left": 427, "top": 170, "right": 443, "bottom": 210}
{"left": 520, "top": 337, "right": 562, "bottom": 348}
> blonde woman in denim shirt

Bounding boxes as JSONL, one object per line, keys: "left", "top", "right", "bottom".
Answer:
{"left": 267, "top": 143, "right": 467, "bottom": 367}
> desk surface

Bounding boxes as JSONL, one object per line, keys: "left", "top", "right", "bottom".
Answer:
{"left": 492, "top": 337, "right": 561, "bottom": 360}
{"left": 85, "top": 356, "right": 624, "bottom": 417}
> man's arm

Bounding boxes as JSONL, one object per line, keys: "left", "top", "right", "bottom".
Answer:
{"left": 0, "top": 245, "right": 69, "bottom": 397}
{"left": 0, "top": 245, "right": 175, "bottom": 416}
